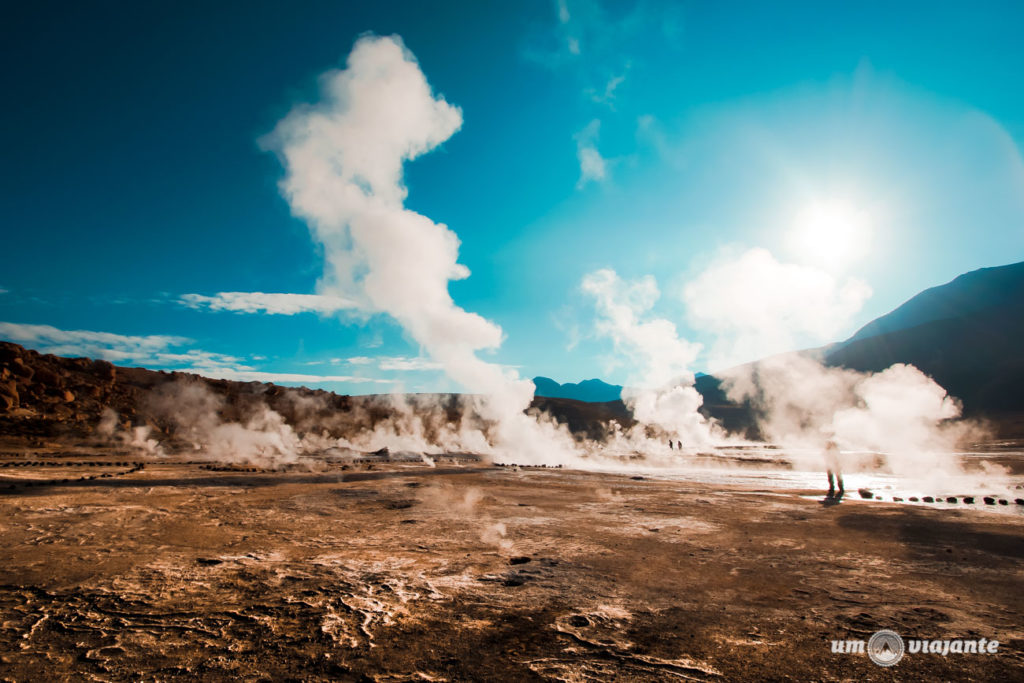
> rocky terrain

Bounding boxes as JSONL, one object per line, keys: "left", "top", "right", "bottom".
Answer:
{"left": 0, "top": 454, "right": 1022, "bottom": 681}
{"left": 3, "top": 257, "right": 1024, "bottom": 680}
{"left": 0, "top": 341, "right": 629, "bottom": 451}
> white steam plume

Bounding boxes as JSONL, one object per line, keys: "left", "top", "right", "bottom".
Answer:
{"left": 583, "top": 246, "right": 992, "bottom": 486}
{"left": 682, "top": 247, "right": 872, "bottom": 370}
{"left": 263, "top": 34, "right": 578, "bottom": 463}
{"left": 721, "top": 355, "right": 985, "bottom": 484}
{"left": 581, "top": 268, "right": 719, "bottom": 447}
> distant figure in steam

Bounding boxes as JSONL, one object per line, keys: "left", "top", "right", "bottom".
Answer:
{"left": 668, "top": 440, "right": 674, "bottom": 450}
{"left": 824, "top": 439, "right": 844, "bottom": 495}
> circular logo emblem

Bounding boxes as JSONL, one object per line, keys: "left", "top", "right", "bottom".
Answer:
{"left": 867, "top": 629, "right": 905, "bottom": 667}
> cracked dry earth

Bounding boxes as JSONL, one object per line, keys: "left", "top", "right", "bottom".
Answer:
{"left": 0, "top": 458, "right": 1022, "bottom": 681}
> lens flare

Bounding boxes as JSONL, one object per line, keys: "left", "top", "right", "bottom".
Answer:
{"left": 789, "top": 199, "right": 872, "bottom": 271}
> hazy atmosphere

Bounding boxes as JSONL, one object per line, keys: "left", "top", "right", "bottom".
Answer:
{"left": 3, "top": 1, "right": 1023, "bottom": 392}
{"left": 2, "top": 2, "right": 1023, "bottom": 680}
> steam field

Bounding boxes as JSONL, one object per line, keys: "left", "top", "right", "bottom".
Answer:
{"left": 1, "top": 444, "right": 1022, "bottom": 681}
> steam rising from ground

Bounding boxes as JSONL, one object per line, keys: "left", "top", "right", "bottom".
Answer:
{"left": 96, "top": 381, "right": 330, "bottom": 467}
{"left": 84, "top": 34, "right": 1002, "bottom": 490}
{"left": 581, "top": 269, "right": 719, "bottom": 449}
{"left": 96, "top": 408, "right": 162, "bottom": 457}
{"left": 721, "top": 354, "right": 985, "bottom": 482}
{"left": 263, "top": 34, "right": 579, "bottom": 464}
{"left": 583, "top": 249, "right": 994, "bottom": 486}
{"left": 143, "top": 381, "right": 310, "bottom": 467}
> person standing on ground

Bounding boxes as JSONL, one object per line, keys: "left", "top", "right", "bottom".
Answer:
{"left": 824, "top": 439, "right": 844, "bottom": 494}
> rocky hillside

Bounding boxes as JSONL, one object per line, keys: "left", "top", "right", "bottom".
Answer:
{"left": 0, "top": 341, "right": 352, "bottom": 443}
{"left": 0, "top": 342, "right": 628, "bottom": 447}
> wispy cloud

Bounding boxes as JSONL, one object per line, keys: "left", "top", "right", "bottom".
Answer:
{"left": 180, "top": 292, "right": 355, "bottom": 315}
{"left": 575, "top": 119, "right": 608, "bottom": 187}
{"left": 194, "top": 368, "right": 393, "bottom": 385}
{"left": 524, "top": 1, "right": 677, "bottom": 188}
{"left": 376, "top": 356, "right": 443, "bottom": 371}
{"left": 526, "top": 0, "right": 617, "bottom": 69}
{"left": 587, "top": 71, "right": 627, "bottom": 106}
{"left": 0, "top": 321, "right": 394, "bottom": 388}
{"left": 309, "top": 355, "right": 444, "bottom": 372}
{"left": 0, "top": 322, "right": 194, "bottom": 365}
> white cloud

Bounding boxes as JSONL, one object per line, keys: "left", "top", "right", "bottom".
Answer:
{"left": 588, "top": 72, "right": 626, "bottom": 105}
{"left": 192, "top": 368, "right": 393, "bottom": 385}
{"left": 575, "top": 119, "right": 608, "bottom": 187}
{"left": 180, "top": 292, "right": 355, "bottom": 315}
{"left": 0, "top": 322, "right": 192, "bottom": 365}
{"left": 0, "top": 321, "right": 395, "bottom": 389}
{"left": 312, "top": 355, "right": 448, "bottom": 372}
{"left": 682, "top": 247, "right": 872, "bottom": 370}
{"left": 376, "top": 356, "right": 443, "bottom": 372}
{"left": 557, "top": 0, "right": 570, "bottom": 24}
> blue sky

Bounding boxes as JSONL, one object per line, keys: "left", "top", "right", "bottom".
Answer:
{"left": 2, "top": 1, "right": 1023, "bottom": 392}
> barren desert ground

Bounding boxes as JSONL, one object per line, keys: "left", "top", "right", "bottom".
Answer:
{"left": 1, "top": 447, "right": 1022, "bottom": 681}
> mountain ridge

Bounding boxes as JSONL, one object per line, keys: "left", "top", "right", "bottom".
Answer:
{"left": 839, "top": 260, "right": 1024, "bottom": 348}
{"left": 532, "top": 376, "right": 623, "bottom": 403}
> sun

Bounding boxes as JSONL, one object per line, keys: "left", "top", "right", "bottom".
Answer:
{"left": 788, "top": 199, "right": 873, "bottom": 271}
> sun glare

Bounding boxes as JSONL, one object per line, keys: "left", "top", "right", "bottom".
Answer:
{"left": 788, "top": 199, "right": 873, "bottom": 271}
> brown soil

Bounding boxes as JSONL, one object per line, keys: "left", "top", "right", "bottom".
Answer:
{"left": 0, "top": 450, "right": 1021, "bottom": 681}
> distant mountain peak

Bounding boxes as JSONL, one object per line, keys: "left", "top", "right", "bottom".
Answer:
{"left": 533, "top": 376, "right": 622, "bottom": 403}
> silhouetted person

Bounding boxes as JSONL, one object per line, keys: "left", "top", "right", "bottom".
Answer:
{"left": 668, "top": 440, "right": 674, "bottom": 450}
{"left": 824, "top": 439, "right": 844, "bottom": 494}
{"left": 676, "top": 440, "right": 682, "bottom": 450}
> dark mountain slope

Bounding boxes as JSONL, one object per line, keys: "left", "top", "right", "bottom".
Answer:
{"left": 825, "top": 304, "right": 1024, "bottom": 416}
{"left": 840, "top": 260, "right": 1024, "bottom": 346}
